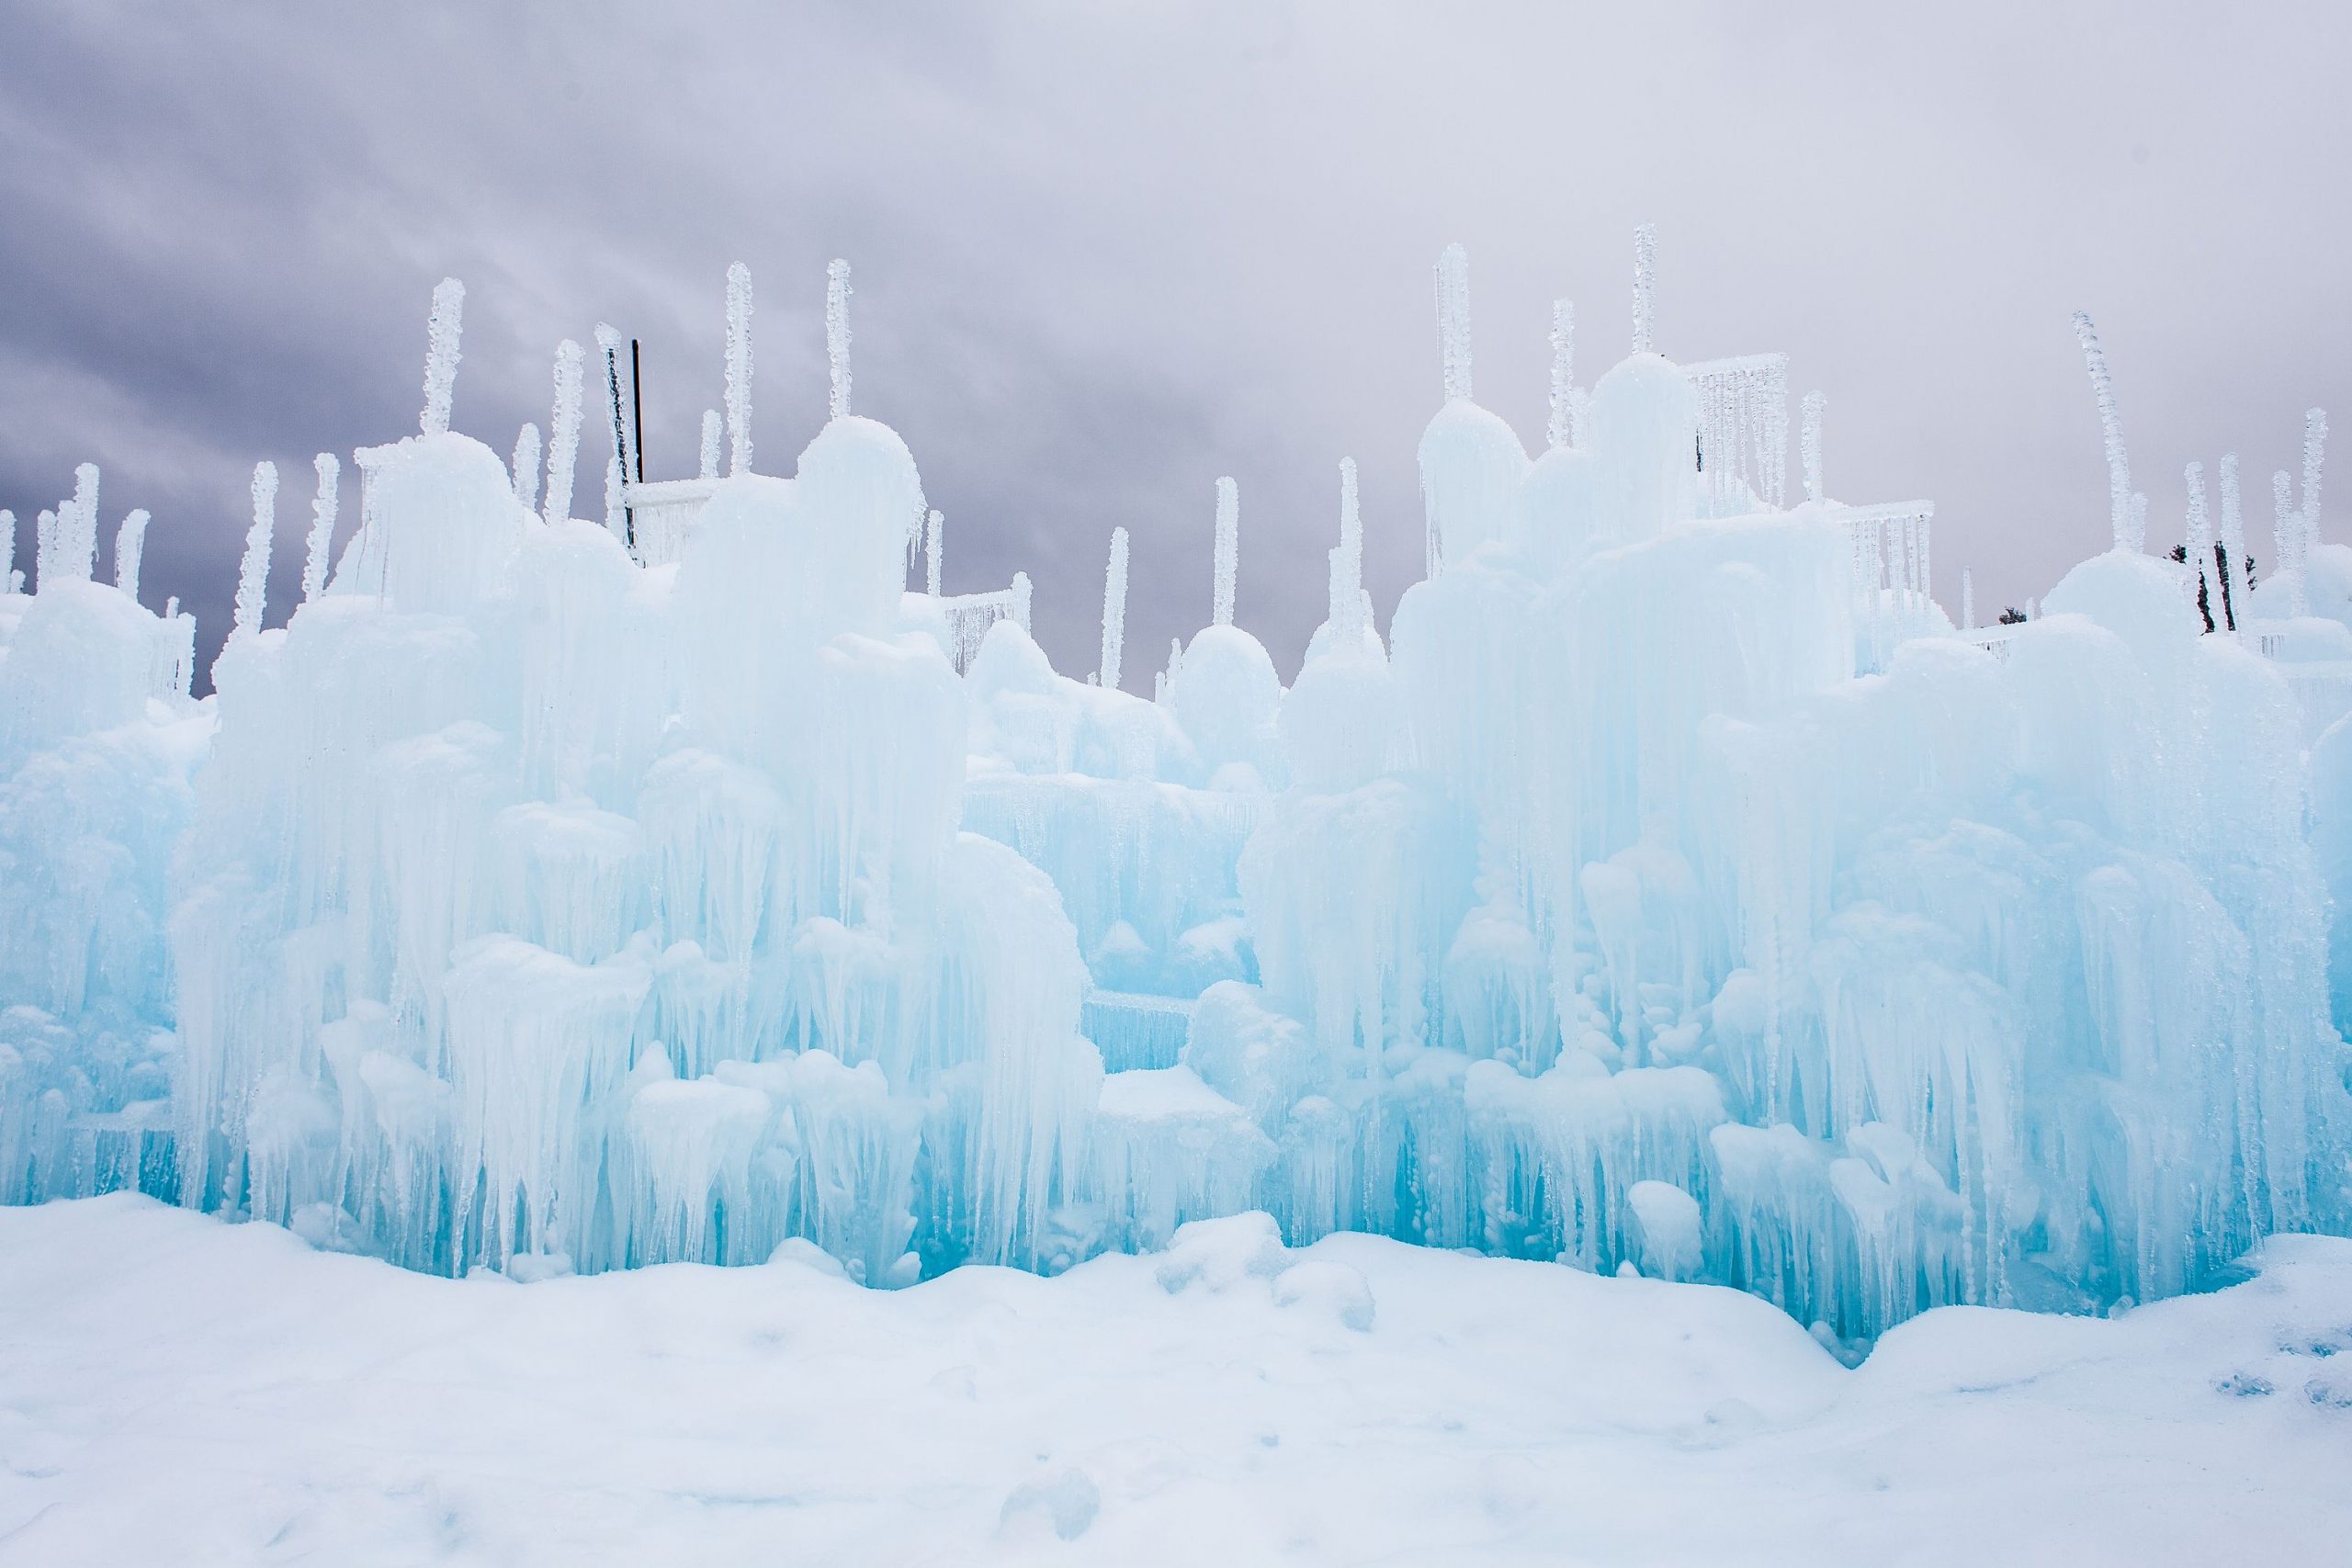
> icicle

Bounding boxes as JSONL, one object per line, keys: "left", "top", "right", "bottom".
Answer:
{"left": 1800, "top": 391, "right": 1826, "bottom": 506}
{"left": 1212, "top": 476, "right": 1239, "bottom": 627}
{"left": 1547, "top": 299, "right": 1575, "bottom": 449}
{"left": 925, "top": 509, "right": 944, "bottom": 599}
{"left": 699, "top": 411, "right": 722, "bottom": 481}
{"left": 595, "top": 324, "right": 635, "bottom": 542}
{"left": 1435, "top": 243, "right": 1472, "bottom": 402}
{"left": 34, "top": 511, "right": 57, "bottom": 589}
{"left": 2185, "top": 461, "right": 2212, "bottom": 554}
{"left": 2128, "top": 491, "right": 2148, "bottom": 555}
{"left": 2069, "top": 311, "right": 2132, "bottom": 550}
{"left": 1168, "top": 637, "right": 1184, "bottom": 686}
{"left": 724, "top": 262, "right": 754, "bottom": 476}
{"left": 1961, "top": 567, "right": 1974, "bottom": 630}
{"left": 0, "top": 510, "right": 13, "bottom": 592}
{"left": 545, "top": 340, "right": 585, "bottom": 525}
{"left": 1100, "top": 526, "right": 1129, "bottom": 691}
{"left": 826, "top": 258, "right": 853, "bottom": 420}
{"left": 302, "top": 454, "right": 340, "bottom": 603}
{"left": 420, "top": 277, "right": 465, "bottom": 436}
{"left": 1011, "top": 570, "right": 1034, "bottom": 632}
{"left": 2303, "top": 407, "right": 2327, "bottom": 543}
{"left": 64, "top": 464, "right": 98, "bottom": 581}
{"left": 1331, "top": 457, "right": 1365, "bottom": 640}
{"left": 511, "top": 424, "right": 542, "bottom": 513}
{"left": 234, "top": 461, "right": 277, "bottom": 638}
{"left": 2275, "top": 469, "right": 2304, "bottom": 616}
{"left": 113, "top": 510, "right": 150, "bottom": 603}
{"left": 2220, "top": 453, "right": 2246, "bottom": 554}
{"left": 1632, "top": 223, "right": 1657, "bottom": 355}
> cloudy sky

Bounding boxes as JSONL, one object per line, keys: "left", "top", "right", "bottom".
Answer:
{"left": 5, "top": 1, "right": 2346, "bottom": 686}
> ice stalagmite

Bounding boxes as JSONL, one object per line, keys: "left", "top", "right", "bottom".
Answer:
{"left": 1632, "top": 222, "right": 1657, "bottom": 354}
{"left": 925, "top": 509, "right": 943, "bottom": 598}
{"left": 2275, "top": 469, "right": 2303, "bottom": 615}
{"left": 725, "top": 262, "right": 753, "bottom": 475}
{"left": 1961, "top": 566, "right": 1973, "bottom": 630}
{"left": 699, "top": 411, "right": 722, "bottom": 481}
{"left": 62, "top": 465, "right": 98, "bottom": 581}
{"left": 420, "top": 278, "right": 465, "bottom": 437}
{"left": 544, "top": 340, "right": 585, "bottom": 525}
{"left": 232, "top": 461, "right": 276, "bottom": 638}
{"left": 827, "top": 259, "right": 853, "bottom": 421}
{"left": 1547, "top": 299, "right": 1576, "bottom": 450}
{"left": 1100, "top": 526, "right": 1129, "bottom": 690}
{"left": 113, "top": 510, "right": 150, "bottom": 603}
{"left": 33, "top": 511, "right": 57, "bottom": 587}
{"left": 511, "top": 424, "right": 542, "bottom": 513}
{"left": 2129, "top": 491, "right": 2148, "bottom": 556}
{"left": 2071, "top": 310, "right": 2132, "bottom": 549}
{"left": 2304, "top": 407, "right": 2327, "bottom": 540}
{"left": 1435, "top": 243, "right": 1472, "bottom": 403}
{"left": 0, "top": 510, "right": 14, "bottom": 592}
{"left": 1330, "top": 457, "right": 1365, "bottom": 639}
{"left": 301, "top": 455, "right": 339, "bottom": 604}
{"left": 1212, "top": 476, "right": 1239, "bottom": 627}
{"left": 1802, "top": 391, "right": 1826, "bottom": 505}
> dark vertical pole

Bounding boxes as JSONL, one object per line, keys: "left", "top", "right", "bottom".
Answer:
{"left": 630, "top": 339, "right": 646, "bottom": 484}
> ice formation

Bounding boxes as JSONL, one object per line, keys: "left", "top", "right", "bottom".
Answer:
{"left": 3, "top": 250, "right": 2349, "bottom": 1344}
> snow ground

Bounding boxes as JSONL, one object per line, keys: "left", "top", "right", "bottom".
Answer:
{"left": 2, "top": 1197, "right": 2346, "bottom": 1566}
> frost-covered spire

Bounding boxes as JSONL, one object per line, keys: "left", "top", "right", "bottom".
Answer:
{"left": 545, "top": 340, "right": 584, "bottom": 525}
{"left": 2273, "top": 468, "right": 2304, "bottom": 615}
{"left": 1330, "top": 457, "right": 1365, "bottom": 639}
{"left": 1212, "top": 475, "right": 1239, "bottom": 627}
{"left": 1801, "top": 390, "right": 1826, "bottom": 506}
{"left": 699, "top": 410, "right": 722, "bottom": 480}
{"left": 595, "top": 324, "right": 634, "bottom": 540}
{"left": 924, "top": 508, "right": 944, "bottom": 599}
{"left": 1435, "top": 243, "right": 1472, "bottom": 402}
{"left": 2220, "top": 452, "right": 2245, "bottom": 555}
{"left": 0, "top": 510, "right": 14, "bottom": 592}
{"left": 1100, "top": 525, "right": 1129, "bottom": 690}
{"left": 2128, "top": 491, "right": 2148, "bottom": 555}
{"left": 34, "top": 511, "right": 57, "bottom": 589}
{"left": 724, "top": 262, "right": 754, "bottom": 476}
{"left": 1632, "top": 223, "right": 1657, "bottom": 355}
{"left": 234, "top": 461, "right": 277, "bottom": 638}
{"left": 1547, "top": 299, "right": 1575, "bottom": 449}
{"left": 63, "top": 464, "right": 98, "bottom": 581}
{"left": 1961, "top": 566, "right": 1974, "bottom": 630}
{"left": 302, "top": 453, "right": 339, "bottom": 604}
{"left": 2303, "top": 407, "right": 2327, "bottom": 542}
{"left": 2069, "top": 311, "right": 2132, "bottom": 550}
{"left": 113, "top": 510, "right": 150, "bottom": 603}
{"left": 511, "top": 424, "right": 541, "bottom": 513}
{"left": 2185, "top": 461, "right": 2211, "bottom": 554}
{"left": 420, "top": 277, "right": 465, "bottom": 436}
{"left": 826, "top": 259, "right": 853, "bottom": 420}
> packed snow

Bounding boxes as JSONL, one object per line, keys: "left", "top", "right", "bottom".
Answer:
{"left": 2, "top": 237, "right": 2349, "bottom": 1373}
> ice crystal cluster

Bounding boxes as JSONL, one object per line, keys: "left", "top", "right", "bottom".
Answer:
{"left": 2, "top": 239, "right": 2347, "bottom": 1342}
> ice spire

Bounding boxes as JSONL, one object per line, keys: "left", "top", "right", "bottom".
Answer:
{"left": 34, "top": 512, "right": 57, "bottom": 588}
{"left": 1100, "top": 526, "right": 1129, "bottom": 690}
{"left": 1330, "top": 457, "right": 1365, "bottom": 640}
{"left": 699, "top": 410, "right": 722, "bottom": 481}
{"left": 511, "top": 424, "right": 542, "bottom": 513}
{"left": 1547, "top": 299, "right": 1575, "bottom": 449}
{"left": 234, "top": 461, "right": 277, "bottom": 638}
{"left": 1435, "top": 243, "right": 1472, "bottom": 402}
{"left": 1632, "top": 223, "right": 1657, "bottom": 355}
{"left": 724, "top": 262, "right": 753, "bottom": 476}
{"left": 2128, "top": 491, "right": 2148, "bottom": 555}
{"left": 826, "top": 258, "right": 853, "bottom": 420}
{"left": 0, "top": 511, "right": 13, "bottom": 592}
{"left": 113, "top": 510, "right": 150, "bottom": 603}
{"left": 2185, "top": 461, "right": 2212, "bottom": 554}
{"left": 1212, "top": 475, "right": 1239, "bottom": 627}
{"left": 63, "top": 464, "right": 98, "bottom": 581}
{"left": 302, "top": 453, "right": 340, "bottom": 604}
{"left": 2274, "top": 468, "right": 2304, "bottom": 615}
{"left": 1801, "top": 390, "right": 1826, "bottom": 506}
{"left": 420, "top": 277, "right": 465, "bottom": 436}
{"left": 544, "top": 340, "right": 584, "bottom": 525}
{"left": 924, "top": 509, "right": 944, "bottom": 599}
{"left": 1961, "top": 566, "right": 1974, "bottom": 630}
{"left": 2303, "top": 407, "right": 2327, "bottom": 542}
{"left": 2220, "top": 452, "right": 2245, "bottom": 555}
{"left": 595, "top": 324, "right": 635, "bottom": 541}
{"left": 2069, "top": 311, "right": 2132, "bottom": 550}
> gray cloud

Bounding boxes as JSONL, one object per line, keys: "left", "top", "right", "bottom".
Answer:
{"left": 4, "top": 0, "right": 2346, "bottom": 686}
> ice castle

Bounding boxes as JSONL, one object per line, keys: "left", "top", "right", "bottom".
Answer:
{"left": 3, "top": 235, "right": 2346, "bottom": 1342}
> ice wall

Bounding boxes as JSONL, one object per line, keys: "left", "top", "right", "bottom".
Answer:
{"left": 1, "top": 256, "right": 2346, "bottom": 1343}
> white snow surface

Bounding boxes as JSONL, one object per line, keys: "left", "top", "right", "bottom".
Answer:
{"left": 2, "top": 1196, "right": 2346, "bottom": 1567}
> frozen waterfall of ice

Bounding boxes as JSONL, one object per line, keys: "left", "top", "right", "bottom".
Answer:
{"left": 2, "top": 250, "right": 2348, "bottom": 1344}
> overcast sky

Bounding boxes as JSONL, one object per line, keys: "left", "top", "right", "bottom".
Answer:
{"left": 5, "top": 1, "right": 2346, "bottom": 687}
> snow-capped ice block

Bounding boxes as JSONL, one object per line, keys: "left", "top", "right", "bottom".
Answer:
{"left": 1418, "top": 398, "right": 1530, "bottom": 567}
{"left": 336, "top": 433, "right": 525, "bottom": 615}
{"left": 1091, "top": 1065, "right": 1274, "bottom": 1250}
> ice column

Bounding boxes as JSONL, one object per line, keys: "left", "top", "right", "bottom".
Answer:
{"left": 1547, "top": 299, "right": 1576, "bottom": 449}
{"left": 2128, "top": 491, "right": 2148, "bottom": 555}
{"left": 113, "top": 509, "right": 150, "bottom": 603}
{"left": 1632, "top": 222, "right": 1657, "bottom": 355}
{"left": 511, "top": 424, "right": 542, "bottom": 513}
{"left": 1961, "top": 566, "right": 1973, "bottom": 630}
{"left": 1802, "top": 390, "right": 1826, "bottom": 505}
{"left": 62, "top": 464, "right": 98, "bottom": 581}
{"left": 1100, "top": 525, "right": 1129, "bottom": 690}
{"left": 1212, "top": 476, "right": 1239, "bottom": 627}
{"left": 2275, "top": 470, "right": 2305, "bottom": 616}
{"left": 1435, "top": 243, "right": 1472, "bottom": 402}
{"left": 420, "top": 277, "right": 465, "bottom": 436}
{"left": 925, "top": 509, "right": 944, "bottom": 598}
{"left": 33, "top": 512, "right": 56, "bottom": 588}
{"left": 827, "top": 258, "right": 853, "bottom": 420}
{"left": 725, "top": 262, "right": 754, "bottom": 475}
{"left": 2304, "top": 408, "right": 2327, "bottom": 542}
{"left": 1331, "top": 457, "right": 1365, "bottom": 639}
{"left": 2070, "top": 311, "right": 2132, "bottom": 550}
{"left": 0, "top": 511, "right": 14, "bottom": 592}
{"left": 596, "top": 324, "right": 634, "bottom": 540}
{"left": 301, "top": 454, "right": 340, "bottom": 604}
{"left": 699, "top": 411, "right": 722, "bottom": 480}
{"left": 233, "top": 461, "right": 277, "bottom": 638}
{"left": 545, "top": 340, "right": 585, "bottom": 525}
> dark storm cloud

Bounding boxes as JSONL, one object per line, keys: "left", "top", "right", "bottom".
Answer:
{"left": 4, "top": 0, "right": 2347, "bottom": 685}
